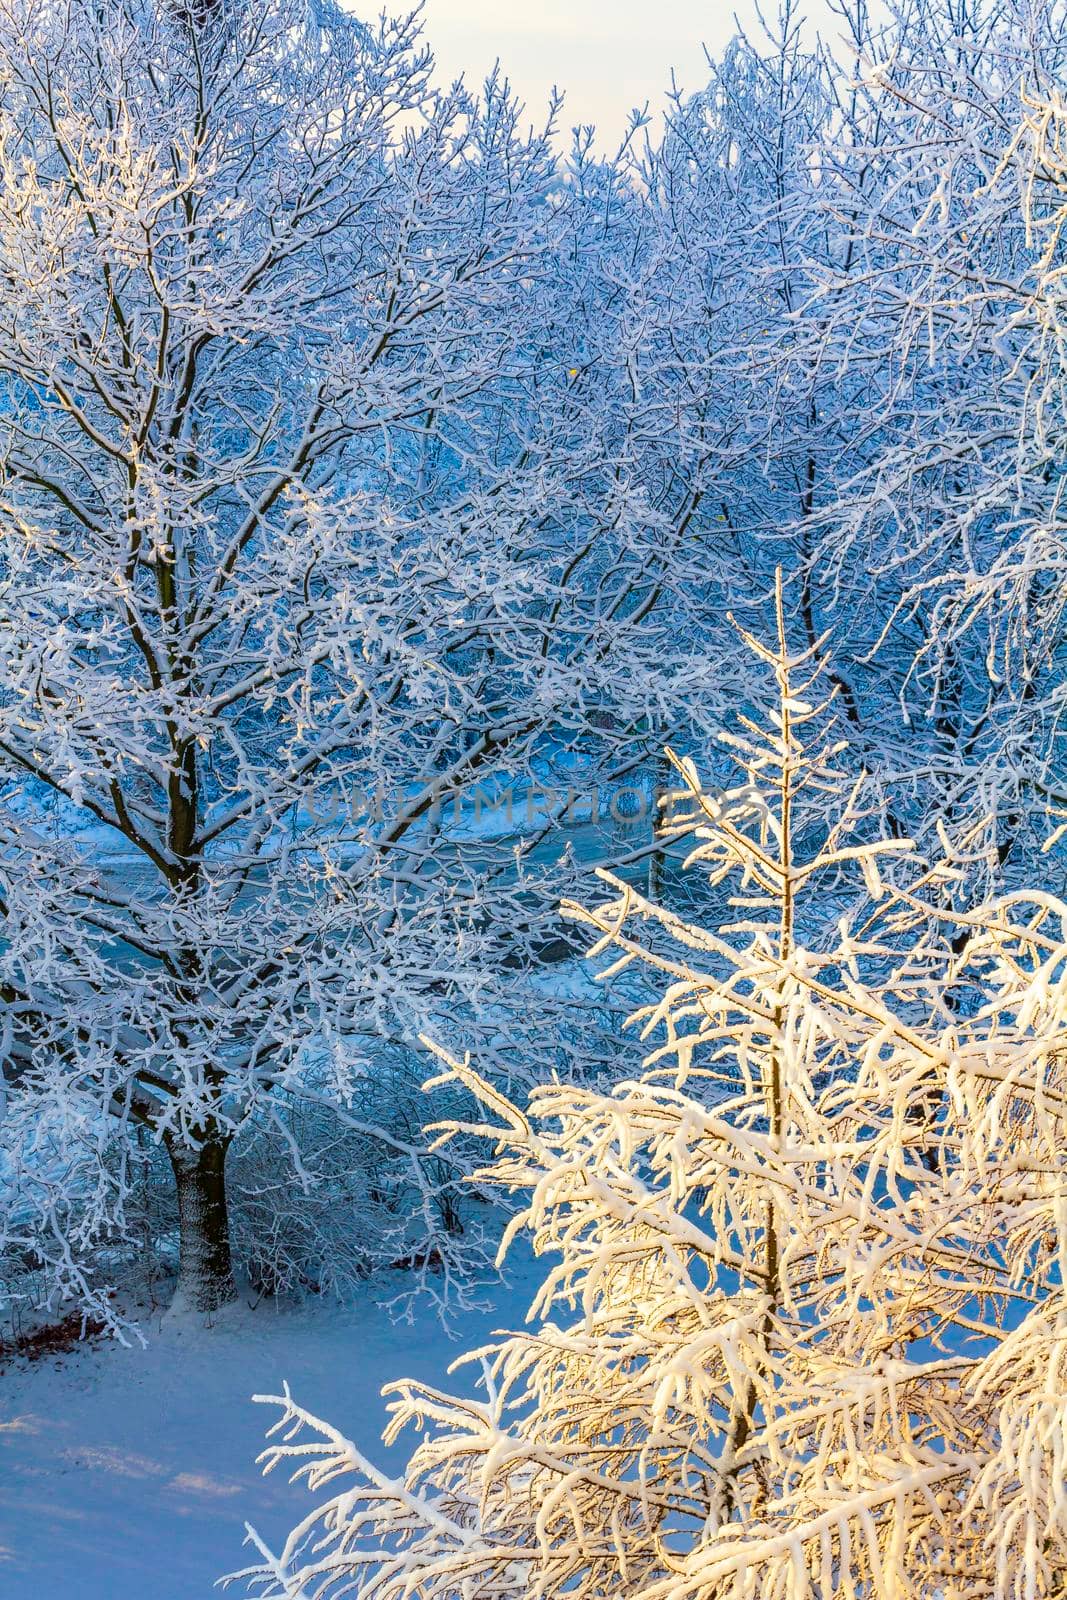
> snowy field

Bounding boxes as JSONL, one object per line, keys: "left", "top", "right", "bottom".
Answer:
{"left": 0, "top": 1256, "right": 539, "bottom": 1600}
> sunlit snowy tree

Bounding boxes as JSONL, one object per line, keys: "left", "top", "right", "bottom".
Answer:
{"left": 239, "top": 591, "right": 1067, "bottom": 1598}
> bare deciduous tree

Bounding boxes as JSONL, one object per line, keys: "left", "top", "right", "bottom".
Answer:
{"left": 0, "top": 0, "right": 732, "bottom": 1316}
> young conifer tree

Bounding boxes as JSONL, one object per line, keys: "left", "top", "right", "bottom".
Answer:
{"left": 235, "top": 579, "right": 1067, "bottom": 1598}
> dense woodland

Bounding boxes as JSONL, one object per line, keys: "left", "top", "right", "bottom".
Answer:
{"left": 0, "top": 0, "right": 1066, "bottom": 1594}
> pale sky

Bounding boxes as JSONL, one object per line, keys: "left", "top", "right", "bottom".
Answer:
{"left": 418, "top": 0, "right": 847, "bottom": 148}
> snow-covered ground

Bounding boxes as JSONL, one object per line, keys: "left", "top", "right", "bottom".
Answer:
{"left": 0, "top": 1254, "right": 541, "bottom": 1600}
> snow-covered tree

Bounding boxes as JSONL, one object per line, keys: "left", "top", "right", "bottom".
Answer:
{"left": 644, "top": 0, "right": 1067, "bottom": 901}
{"left": 238, "top": 592, "right": 1067, "bottom": 1598}
{"left": 0, "top": 0, "right": 734, "bottom": 1318}
{"left": 783, "top": 0, "right": 1067, "bottom": 882}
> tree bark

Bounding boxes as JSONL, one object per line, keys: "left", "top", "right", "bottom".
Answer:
{"left": 166, "top": 1133, "right": 237, "bottom": 1312}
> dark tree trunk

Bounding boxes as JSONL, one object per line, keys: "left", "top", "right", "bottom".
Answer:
{"left": 171, "top": 0, "right": 222, "bottom": 26}
{"left": 166, "top": 1134, "right": 237, "bottom": 1312}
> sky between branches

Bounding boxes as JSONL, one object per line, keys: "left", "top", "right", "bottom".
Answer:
{"left": 416, "top": 0, "right": 858, "bottom": 148}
